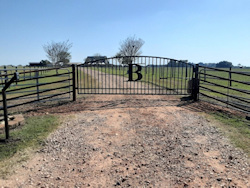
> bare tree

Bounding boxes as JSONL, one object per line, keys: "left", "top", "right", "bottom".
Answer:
{"left": 43, "top": 40, "right": 72, "bottom": 66}
{"left": 117, "top": 36, "right": 144, "bottom": 64}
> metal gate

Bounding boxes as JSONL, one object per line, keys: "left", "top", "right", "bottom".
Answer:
{"left": 77, "top": 56, "right": 194, "bottom": 95}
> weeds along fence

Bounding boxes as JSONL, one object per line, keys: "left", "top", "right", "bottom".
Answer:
{"left": 0, "top": 66, "right": 75, "bottom": 114}
{"left": 198, "top": 66, "right": 250, "bottom": 113}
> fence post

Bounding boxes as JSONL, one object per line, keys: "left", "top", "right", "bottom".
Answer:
{"left": 229, "top": 67, "right": 232, "bottom": 87}
{"left": 35, "top": 70, "right": 40, "bottom": 101}
{"left": 192, "top": 64, "right": 199, "bottom": 101}
{"left": 2, "top": 90, "right": 9, "bottom": 139}
{"left": 72, "top": 64, "right": 76, "bottom": 101}
{"left": 2, "top": 72, "right": 19, "bottom": 140}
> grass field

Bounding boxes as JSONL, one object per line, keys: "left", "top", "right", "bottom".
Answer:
{"left": 0, "top": 67, "right": 73, "bottom": 104}
{"left": 85, "top": 65, "right": 194, "bottom": 94}
{"left": 199, "top": 67, "right": 250, "bottom": 112}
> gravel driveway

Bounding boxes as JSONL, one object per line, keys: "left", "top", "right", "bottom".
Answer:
{"left": 0, "top": 95, "right": 249, "bottom": 188}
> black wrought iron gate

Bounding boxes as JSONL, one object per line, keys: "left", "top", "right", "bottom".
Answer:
{"left": 77, "top": 56, "right": 194, "bottom": 95}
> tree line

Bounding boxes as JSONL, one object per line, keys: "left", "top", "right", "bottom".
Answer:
{"left": 198, "top": 61, "right": 244, "bottom": 68}
{"left": 39, "top": 37, "right": 244, "bottom": 68}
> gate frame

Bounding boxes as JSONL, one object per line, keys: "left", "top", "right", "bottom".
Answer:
{"left": 76, "top": 56, "right": 197, "bottom": 97}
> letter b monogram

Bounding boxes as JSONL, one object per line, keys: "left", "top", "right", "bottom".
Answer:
{"left": 128, "top": 64, "right": 143, "bottom": 81}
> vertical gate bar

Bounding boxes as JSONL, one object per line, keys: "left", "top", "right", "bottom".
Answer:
{"left": 104, "top": 62, "right": 106, "bottom": 94}
{"left": 137, "top": 57, "right": 139, "bottom": 95}
{"left": 134, "top": 58, "right": 136, "bottom": 94}
{"left": 86, "top": 65, "right": 89, "bottom": 94}
{"left": 72, "top": 64, "right": 76, "bottom": 101}
{"left": 140, "top": 57, "right": 142, "bottom": 94}
{"left": 166, "top": 59, "right": 168, "bottom": 94}
{"left": 81, "top": 65, "right": 83, "bottom": 94}
{"left": 185, "top": 63, "right": 187, "bottom": 93}
{"left": 151, "top": 57, "right": 153, "bottom": 94}
{"left": 141, "top": 57, "right": 143, "bottom": 94}
{"left": 111, "top": 59, "right": 113, "bottom": 94}
{"left": 122, "top": 61, "right": 124, "bottom": 94}
{"left": 91, "top": 63, "right": 93, "bottom": 94}
{"left": 108, "top": 61, "right": 110, "bottom": 94}
{"left": 115, "top": 58, "right": 118, "bottom": 94}
{"left": 159, "top": 58, "right": 161, "bottom": 94}
{"left": 173, "top": 61, "right": 177, "bottom": 94}
{"left": 154, "top": 58, "right": 157, "bottom": 94}
{"left": 91, "top": 61, "right": 94, "bottom": 94}
{"left": 97, "top": 62, "right": 99, "bottom": 94}
{"left": 181, "top": 62, "right": 184, "bottom": 94}
{"left": 169, "top": 60, "right": 172, "bottom": 94}
{"left": 162, "top": 59, "right": 165, "bottom": 94}
{"left": 88, "top": 64, "right": 90, "bottom": 94}
{"left": 148, "top": 57, "right": 150, "bottom": 94}
{"left": 177, "top": 61, "right": 180, "bottom": 94}
{"left": 98, "top": 60, "right": 102, "bottom": 94}
{"left": 76, "top": 65, "right": 79, "bottom": 94}
{"left": 130, "top": 62, "right": 131, "bottom": 95}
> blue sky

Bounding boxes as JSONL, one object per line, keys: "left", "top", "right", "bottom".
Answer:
{"left": 1, "top": 0, "right": 250, "bottom": 66}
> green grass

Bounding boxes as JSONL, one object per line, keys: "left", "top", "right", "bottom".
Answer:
{"left": 89, "top": 66, "right": 193, "bottom": 93}
{"left": 199, "top": 68, "right": 250, "bottom": 99}
{"left": 0, "top": 115, "right": 59, "bottom": 161}
{"left": 207, "top": 111, "right": 250, "bottom": 157}
{"left": 0, "top": 114, "right": 60, "bottom": 177}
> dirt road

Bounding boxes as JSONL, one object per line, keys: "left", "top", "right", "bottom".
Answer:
{"left": 0, "top": 95, "right": 249, "bottom": 187}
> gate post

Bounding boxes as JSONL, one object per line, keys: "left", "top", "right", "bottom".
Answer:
{"left": 192, "top": 64, "right": 199, "bottom": 101}
{"left": 2, "top": 90, "right": 9, "bottom": 139}
{"left": 72, "top": 64, "right": 76, "bottom": 101}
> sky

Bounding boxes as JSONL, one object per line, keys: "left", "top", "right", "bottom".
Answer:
{"left": 1, "top": 0, "right": 250, "bottom": 66}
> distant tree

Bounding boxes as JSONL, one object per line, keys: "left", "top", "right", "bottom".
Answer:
{"left": 216, "top": 61, "right": 233, "bottom": 68}
{"left": 117, "top": 36, "right": 145, "bottom": 65}
{"left": 198, "top": 62, "right": 206, "bottom": 66}
{"left": 43, "top": 40, "right": 72, "bottom": 66}
{"left": 206, "top": 63, "right": 217, "bottom": 67}
{"left": 40, "top": 60, "right": 51, "bottom": 66}
{"left": 167, "top": 59, "right": 187, "bottom": 67}
{"left": 56, "top": 51, "right": 71, "bottom": 66}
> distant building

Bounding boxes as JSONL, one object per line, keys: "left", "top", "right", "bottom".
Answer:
{"left": 29, "top": 62, "right": 42, "bottom": 67}
{"left": 84, "top": 56, "right": 109, "bottom": 65}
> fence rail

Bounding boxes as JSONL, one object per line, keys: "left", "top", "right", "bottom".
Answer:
{"left": 0, "top": 65, "right": 76, "bottom": 139}
{"left": 198, "top": 66, "right": 250, "bottom": 113}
